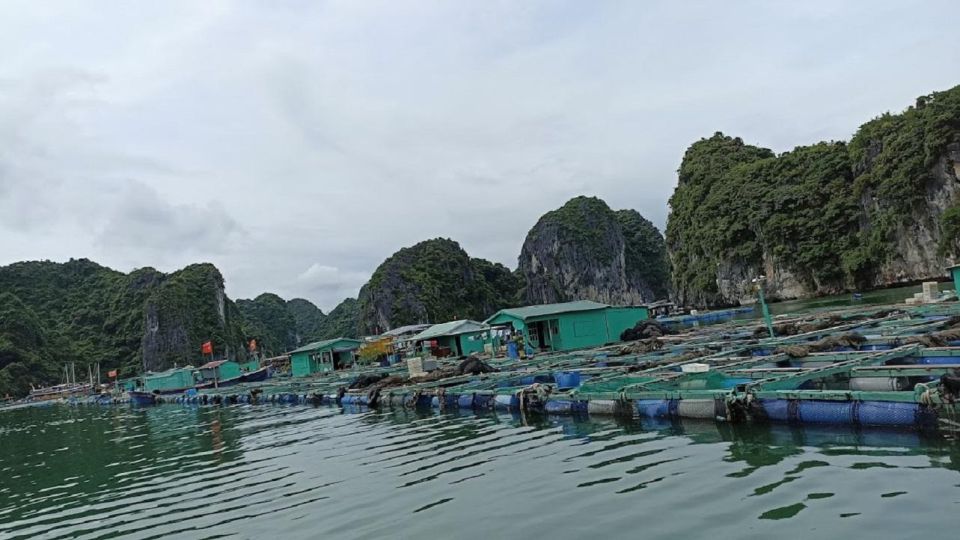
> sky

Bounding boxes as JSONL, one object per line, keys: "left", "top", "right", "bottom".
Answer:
{"left": 1, "top": 1, "right": 958, "bottom": 311}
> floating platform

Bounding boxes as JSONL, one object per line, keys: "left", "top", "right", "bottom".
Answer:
{"left": 37, "top": 302, "right": 960, "bottom": 435}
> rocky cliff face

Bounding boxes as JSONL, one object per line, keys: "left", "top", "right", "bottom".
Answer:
{"left": 871, "top": 142, "right": 960, "bottom": 286}
{"left": 666, "top": 85, "right": 960, "bottom": 307}
{"left": 140, "top": 263, "right": 248, "bottom": 372}
{"left": 357, "top": 238, "right": 519, "bottom": 334}
{"left": 519, "top": 197, "right": 669, "bottom": 305}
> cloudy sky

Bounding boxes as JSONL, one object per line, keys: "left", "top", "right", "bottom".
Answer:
{"left": 1, "top": 1, "right": 957, "bottom": 311}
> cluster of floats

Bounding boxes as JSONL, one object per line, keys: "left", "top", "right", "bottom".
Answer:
{"left": 68, "top": 301, "right": 960, "bottom": 435}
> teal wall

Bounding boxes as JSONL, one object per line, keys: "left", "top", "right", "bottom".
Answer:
{"left": 552, "top": 310, "right": 610, "bottom": 350}
{"left": 290, "top": 352, "right": 315, "bottom": 377}
{"left": 217, "top": 361, "right": 242, "bottom": 380}
{"left": 605, "top": 306, "right": 650, "bottom": 340}
{"left": 144, "top": 369, "right": 196, "bottom": 392}
{"left": 490, "top": 306, "right": 649, "bottom": 353}
{"left": 952, "top": 268, "right": 960, "bottom": 296}
{"left": 239, "top": 360, "right": 259, "bottom": 372}
{"left": 290, "top": 339, "right": 360, "bottom": 377}
{"left": 458, "top": 332, "right": 486, "bottom": 355}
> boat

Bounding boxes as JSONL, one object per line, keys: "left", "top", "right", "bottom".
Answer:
{"left": 28, "top": 383, "right": 93, "bottom": 402}
{"left": 240, "top": 366, "right": 270, "bottom": 383}
{"left": 128, "top": 391, "right": 157, "bottom": 406}
{"left": 28, "top": 363, "right": 95, "bottom": 401}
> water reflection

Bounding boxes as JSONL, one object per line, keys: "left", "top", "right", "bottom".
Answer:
{"left": 2, "top": 404, "right": 960, "bottom": 539}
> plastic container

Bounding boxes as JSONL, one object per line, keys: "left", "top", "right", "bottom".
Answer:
{"left": 553, "top": 371, "right": 582, "bottom": 390}
{"left": 681, "top": 363, "right": 710, "bottom": 373}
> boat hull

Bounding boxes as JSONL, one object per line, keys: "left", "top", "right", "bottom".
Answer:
{"left": 129, "top": 391, "right": 157, "bottom": 406}
{"left": 240, "top": 367, "right": 270, "bottom": 383}
{"left": 195, "top": 376, "right": 242, "bottom": 390}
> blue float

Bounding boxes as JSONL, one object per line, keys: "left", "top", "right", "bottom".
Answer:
{"left": 554, "top": 371, "right": 582, "bottom": 390}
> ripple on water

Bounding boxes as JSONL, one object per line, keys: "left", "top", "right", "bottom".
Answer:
{"left": 1, "top": 406, "right": 960, "bottom": 539}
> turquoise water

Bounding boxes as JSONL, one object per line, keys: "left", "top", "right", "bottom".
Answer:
{"left": 2, "top": 404, "right": 959, "bottom": 539}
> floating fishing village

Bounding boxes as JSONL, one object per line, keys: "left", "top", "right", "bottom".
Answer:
{"left": 11, "top": 271, "right": 960, "bottom": 437}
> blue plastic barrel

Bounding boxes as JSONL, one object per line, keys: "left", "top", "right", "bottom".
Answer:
{"left": 635, "top": 399, "right": 670, "bottom": 418}
{"left": 554, "top": 371, "right": 582, "bottom": 390}
{"left": 545, "top": 400, "right": 572, "bottom": 414}
{"left": 507, "top": 342, "right": 519, "bottom": 359}
{"left": 798, "top": 400, "right": 854, "bottom": 424}
{"left": 858, "top": 401, "right": 918, "bottom": 426}
{"left": 760, "top": 399, "right": 791, "bottom": 422}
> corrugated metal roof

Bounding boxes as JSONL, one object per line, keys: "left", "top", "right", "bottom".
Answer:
{"left": 288, "top": 338, "right": 362, "bottom": 355}
{"left": 381, "top": 324, "right": 432, "bottom": 337}
{"left": 484, "top": 300, "right": 609, "bottom": 322}
{"left": 410, "top": 320, "right": 489, "bottom": 341}
{"left": 199, "top": 360, "right": 227, "bottom": 369}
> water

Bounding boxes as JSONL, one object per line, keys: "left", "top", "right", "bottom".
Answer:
{"left": 765, "top": 284, "right": 925, "bottom": 317}
{"left": 2, "top": 404, "right": 959, "bottom": 539}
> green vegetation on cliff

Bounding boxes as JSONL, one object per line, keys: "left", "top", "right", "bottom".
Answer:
{"left": 286, "top": 298, "right": 328, "bottom": 342}
{"left": 236, "top": 293, "right": 298, "bottom": 357}
{"left": 667, "top": 85, "right": 960, "bottom": 306}
{"left": 615, "top": 209, "right": 671, "bottom": 300}
{"left": 0, "top": 260, "right": 147, "bottom": 380}
{"left": 0, "top": 259, "right": 249, "bottom": 395}
{"left": 140, "top": 263, "right": 247, "bottom": 371}
{"left": 0, "top": 292, "right": 57, "bottom": 397}
{"left": 320, "top": 298, "right": 360, "bottom": 339}
{"left": 357, "top": 238, "right": 519, "bottom": 334}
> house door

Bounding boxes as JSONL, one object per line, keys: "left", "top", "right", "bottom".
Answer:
{"left": 535, "top": 321, "right": 549, "bottom": 351}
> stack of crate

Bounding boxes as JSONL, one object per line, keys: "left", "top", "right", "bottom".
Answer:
{"left": 922, "top": 281, "right": 940, "bottom": 303}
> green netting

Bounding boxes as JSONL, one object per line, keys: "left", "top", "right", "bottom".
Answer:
{"left": 577, "top": 376, "right": 656, "bottom": 393}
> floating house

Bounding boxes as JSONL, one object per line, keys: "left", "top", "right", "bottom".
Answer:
{"left": 410, "top": 320, "right": 490, "bottom": 357}
{"left": 142, "top": 367, "right": 197, "bottom": 393}
{"left": 289, "top": 338, "right": 362, "bottom": 377}
{"left": 949, "top": 264, "right": 960, "bottom": 296}
{"left": 381, "top": 324, "right": 432, "bottom": 339}
{"left": 197, "top": 360, "right": 242, "bottom": 384}
{"left": 484, "top": 300, "right": 649, "bottom": 353}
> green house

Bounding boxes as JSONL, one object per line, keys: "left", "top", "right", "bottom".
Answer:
{"left": 410, "top": 320, "right": 490, "bottom": 357}
{"left": 198, "top": 360, "right": 243, "bottom": 383}
{"left": 289, "top": 338, "right": 362, "bottom": 377}
{"left": 485, "top": 300, "right": 649, "bottom": 353}
{"left": 238, "top": 359, "right": 260, "bottom": 372}
{"left": 143, "top": 367, "right": 197, "bottom": 393}
{"left": 949, "top": 265, "right": 960, "bottom": 297}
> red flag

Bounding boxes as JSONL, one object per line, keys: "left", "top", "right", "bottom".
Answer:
{"left": 107, "top": 369, "right": 118, "bottom": 378}
{"left": 201, "top": 341, "right": 213, "bottom": 355}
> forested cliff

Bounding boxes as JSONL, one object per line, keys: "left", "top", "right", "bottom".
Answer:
{"left": 666, "top": 85, "right": 960, "bottom": 306}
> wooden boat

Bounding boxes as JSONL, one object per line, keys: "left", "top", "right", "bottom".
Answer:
{"left": 240, "top": 366, "right": 270, "bottom": 383}
{"left": 128, "top": 391, "right": 157, "bottom": 406}
{"left": 28, "top": 383, "right": 93, "bottom": 402}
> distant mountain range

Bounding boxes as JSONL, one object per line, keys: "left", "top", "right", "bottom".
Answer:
{"left": 3, "top": 83, "right": 958, "bottom": 397}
